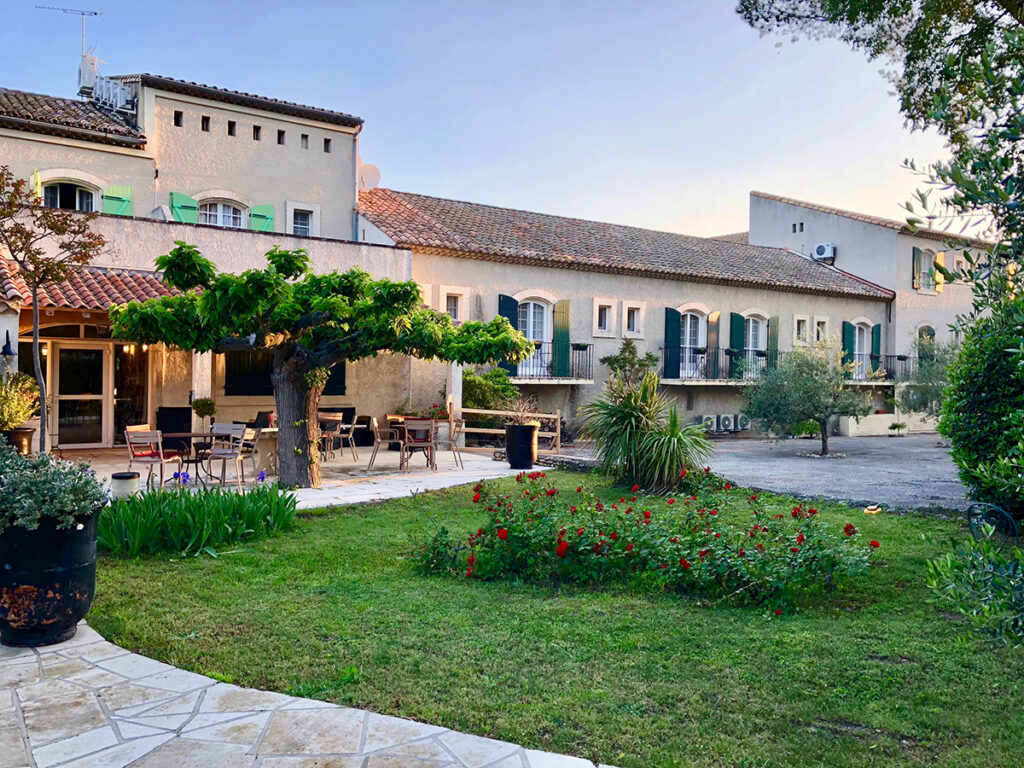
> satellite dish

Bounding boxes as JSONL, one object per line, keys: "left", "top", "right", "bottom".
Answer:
{"left": 358, "top": 164, "right": 381, "bottom": 192}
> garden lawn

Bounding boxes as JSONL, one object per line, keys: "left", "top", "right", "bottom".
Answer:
{"left": 89, "top": 472, "right": 1024, "bottom": 768}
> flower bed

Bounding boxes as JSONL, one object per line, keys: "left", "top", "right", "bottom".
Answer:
{"left": 415, "top": 471, "right": 880, "bottom": 611}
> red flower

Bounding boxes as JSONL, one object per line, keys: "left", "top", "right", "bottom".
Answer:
{"left": 570, "top": 505, "right": 577, "bottom": 514}
{"left": 631, "top": 496, "right": 637, "bottom": 502}
{"left": 750, "top": 494, "right": 758, "bottom": 501}
{"left": 797, "top": 533, "right": 805, "bottom": 544}
{"left": 632, "top": 484, "right": 640, "bottom": 492}
{"left": 791, "top": 547, "right": 800, "bottom": 553}
{"left": 844, "top": 523, "right": 857, "bottom": 537}
{"left": 791, "top": 509, "right": 800, "bottom": 518}
{"left": 610, "top": 531, "right": 618, "bottom": 540}
{"left": 577, "top": 527, "right": 585, "bottom": 536}
{"left": 725, "top": 484, "right": 731, "bottom": 489}
{"left": 698, "top": 549, "right": 708, "bottom": 560}
{"left": 870, "top": 540, "right": 880, "bottom": 548}
{"left": 705, "top": 466, "right": 711, "bottom": 473}
{"left": 576, "top": 486, "right": 583, "bottom": 493}
{"left": 667, "top": 498, "right": 675, "bottom": 505}
{"left": 546, "top": 488, "right": 557, "bottom": 496}
{"left": 774, "top": 609, "right": 782, "bottom": 616}
{"left": 472, "top": 493, "right": 481, "bottom": 503}
{"left": 643, "top": 509, "right": 652, "bottom": 521}
{"left": 556, "top": 540, "right": 569, "bottom": 558}
{"left": 660, "top": 564, "right": 669, "bottom": 569}
{"left": 497, "top": 528, "right": 509, "bottom": 541}
{"left": 710, "top": 509, "right": 718, "bottom": 516}
{"left": 594, "top": 542, "right": 603, "bottom": 554}
{"left": 680, "top": 469, "right": 687, "bottom": 478}
{"left": 680, "top": 558, "right": 691, "bottom": 569}
{"left": 714, "top": 532, "right": 721, "bottom": 538}
{"left": 738, "top": 548, "right": 745, "bottom": 557}
{"left": 626, "top": 543, "right": 634, "bottom": 552}
{"left": 808, "top": 508, "right": 818, "bottom": 515}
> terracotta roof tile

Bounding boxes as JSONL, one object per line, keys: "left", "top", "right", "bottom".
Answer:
{"left": 751, "top": 191, "right": 993, "bottom": 248}
{"left": 0, "top": 86, "right": 144, "bottom": 147}
{"left": 360, "top": 189, "right": 893, "bottom": 299}
{"left": 0, "top": 259, "right": 175, "bottom": 311}
{"left": 713, "top": 231, "right": 749, "bottom": 244}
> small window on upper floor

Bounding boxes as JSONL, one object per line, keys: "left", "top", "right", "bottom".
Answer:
{"left": 199, "top": 201, "right": 245, "bottom": 229}
{"left": 173, "top": 110, "right": 183, "bottom": 127}
{"left": 300, "top": 134, "right": 309, "bottom": 149}
{"left": 323, "top": 137, "right": 332, "bottom": 153}
{"left": 626, "top": 307, "right": 640, "bottom": 334}
{"left": 792, "top": 223, "right": 797, "bottom": 233}
{"left": 446, "top": 294, "right": 461, "bottom": 322}
{"left": 227, "top": 120, "right": 236, "bottom": 137}
{"left": 794, "top": 316, "right": 809, "bottom": 345}
{"left": 253, "top": 125, "right": 262, "bottom": 141}
{"left": 43, "top": 182, "right": 95, "bottom": 212}
{"left": 815, "top": 319, "right": 828, "bottom": 342}
{"left": 277, "top": 129, "right": 286, "bottom": 145}
{"left": 201, "top": 115, "right": 210, "bottom": 132}
{"left": 799, "top": 222, "right": 804, "bottom": 232}
{"left": 597, "top": 304, "right": 611, "bottom": 332}
{"left": 291, "top": 210, "right": 312, "bottom": 237}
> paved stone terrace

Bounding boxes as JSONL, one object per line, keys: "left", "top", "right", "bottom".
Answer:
{"left": 1, "top": 624, "right": 617, "bottom": 768}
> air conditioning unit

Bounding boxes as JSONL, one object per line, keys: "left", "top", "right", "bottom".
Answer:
{"left": 697, "top": 414, "right": 718, "bottom": 432}
{"left": 718, "top": 414, "right": 736, "bottom": 432}
{"left": 813, "top": 243, "right": 836, "bottom": 263}
{"left": 737, "top": 413, "right": 752, "bottom": 431}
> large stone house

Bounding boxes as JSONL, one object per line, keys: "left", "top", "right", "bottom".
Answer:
{"left": 0, "top": 65, "right": 979, "bottom": 450}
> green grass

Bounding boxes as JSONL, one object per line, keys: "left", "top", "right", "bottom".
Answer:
{"left": 89, "top": 473, "right": 1024, "bottom": 768}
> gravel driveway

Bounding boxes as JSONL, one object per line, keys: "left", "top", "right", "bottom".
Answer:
{"left": 710, "top": 434, "right": 969, "bottom": 511}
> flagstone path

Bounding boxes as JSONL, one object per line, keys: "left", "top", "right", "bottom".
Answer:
{"left": 1, "top": 624, "right": 617, "bottom": 768}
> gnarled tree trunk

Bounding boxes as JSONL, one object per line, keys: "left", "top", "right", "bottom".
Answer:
{"left": 272, "top": 361, "right": 326, "bottom": 488}
{"left": 818, "top": 419, "right": 829, "bottom": 456}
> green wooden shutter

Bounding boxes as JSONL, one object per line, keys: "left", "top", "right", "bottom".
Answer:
{"left": 767, "top": 316, "right": 779, "bottom": 369}
{"left": 841, "top": 321, "right": 855, "bottom": 378}
{"left": 552, "top": 299, "right": 570, "bottom": 377}
{"left": 498, "top": 294, "right": 519, "bottom": 375}
{"left": 706, "top": 311, "right": 720, "bottom": 378}
{"left": 912, "top": 247, "right": 922, "bottom": 289}
{"left": 249, "top": 204, "right": 274, "bottom": 232}
{"left": 169, "top": 192, "right": 199, "bottom": 224}
{"left": 729, "top": 312, "right": 745, "bottom": 378}
{"left": 101, "top": 185, "right": 132, "bottom": 216}
{"left": 664, "top": 307, "right": 681, "bottom": 379}
{"left": 870, "top": 323, "right": 882, "bottom": 372}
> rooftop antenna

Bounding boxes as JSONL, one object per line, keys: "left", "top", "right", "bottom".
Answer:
{"left": 35, "top": 6, "right": 102, "bottom": 55}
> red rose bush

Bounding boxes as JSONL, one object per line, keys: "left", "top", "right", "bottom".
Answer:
{"left": 414, "top": 473, "right": 878, "bottom": 609}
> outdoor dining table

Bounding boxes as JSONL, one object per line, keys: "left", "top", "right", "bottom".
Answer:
{"left": 160, "top": 432, "right": 216, "bottom": 486}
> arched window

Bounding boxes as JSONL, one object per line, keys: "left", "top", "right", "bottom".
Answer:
{"left": 918, "top": 325, "right": 936, "bottom": 362}
{"left": 681, "top": 311, "right": 706, "bottom": 378}
{"left": 43, "top": 182, "right": 95, "bottom": 212}
{"left": 199, "top": 200, "right": 246, "bottom": 228}
{"left": 742, "top": 315, "right": 767, "bottom": 378}
{"left": 517, "top": 299, "right": 549, "bottom": 377}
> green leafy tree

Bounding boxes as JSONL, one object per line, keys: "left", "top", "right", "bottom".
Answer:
{"left": 743, "top": 341, "right": 872, "bottom": 455}
{"left": 110, "top": 243, "right": 532, "bottom": 488}
{"left": 599, "top": 338, "right": 660, "bottom": 387}
{"left": 896, "top": 337, "right": 956, "bottom": 419}
{"left": 737, "top": 1, "right": 1024, "bottom": 144}
{"left": 0, "top": 166, "right": 106, "bottom": 452}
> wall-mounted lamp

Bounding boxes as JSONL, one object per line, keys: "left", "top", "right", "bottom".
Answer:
{"left": 1, "top": 331, "right": 14, "bottom": 358}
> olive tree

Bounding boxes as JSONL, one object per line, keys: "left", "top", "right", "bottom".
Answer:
{"left": 110, "top": 243, "right": 532, "bottom": 488}
{"left": 743, "top": 341, "right": 873, "bottom": 455}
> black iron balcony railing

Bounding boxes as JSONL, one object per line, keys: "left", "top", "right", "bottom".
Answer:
{"left": 512, "top": 341, "right": 593, "bottom": 380}
{"left": 662, "top": 347, "right": 919, "bottom": 383}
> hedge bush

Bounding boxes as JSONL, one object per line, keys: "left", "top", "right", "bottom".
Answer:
{"left": 938, "top": 296, "right": 1024, "bottom": 518}
{"left": 414, "top": 472, "right": 878, "bottom": 611}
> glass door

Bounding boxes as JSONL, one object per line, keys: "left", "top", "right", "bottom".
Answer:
{"left": 55, "top": 345, "right": 107, "bottom": 447}
{"left": 517, "top": 301, "right": 548, "bottom": 377}
{"left": 114, "top": 343, "right": 149, "bottom": 443}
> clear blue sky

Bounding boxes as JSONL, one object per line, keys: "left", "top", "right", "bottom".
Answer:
{"left": 3, "top": 0, "right": 947, "bottom": 236}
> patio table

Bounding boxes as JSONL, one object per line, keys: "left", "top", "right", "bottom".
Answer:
{"left": 160, "top": 432, "right": 216, "bottom": 486}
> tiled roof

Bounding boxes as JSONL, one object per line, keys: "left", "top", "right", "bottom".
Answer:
{"left": 713, "top": 231, "right": 749, "bottom": 244}
{"left": 751, "top": 191, "right": 993, "bottom": 247}
{"left": 0, "top": 259, "right": 175, "bottom": 311}
{"left": 0, "top": 87, "right": 145, "bottom": 147}
{"left": 360, "top": 189, "right": 893, "bottom": 299}
{"left": 110, "top": 74, "right": 363, "bottom": 129}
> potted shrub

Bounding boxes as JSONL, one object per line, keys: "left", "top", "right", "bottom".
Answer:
{"left": 0, "top": 372, "right": 40, "bottom": 455}
{"left": 0, "top": 444, "right": 107, "bottom": 646}
{"left": 505, "top": 395, "right": 541, "bottom": 470}
{"left": 191, "top": 396, "right": 217, "bottom": 431}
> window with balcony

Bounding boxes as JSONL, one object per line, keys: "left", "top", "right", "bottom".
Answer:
{"left": 199, "top": 201, "right": 245, "bottom": 228}
{"left": 43, "top": 183, "right": 95, "bottom": 212}
{"left": 681, "top": 311, "right": 706, "bottom": 378}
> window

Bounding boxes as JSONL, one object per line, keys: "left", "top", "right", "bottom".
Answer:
{"left": 681, "top": 311, "right": 706, "bottom": 378}
{"left": 446, "top": 294, "right": 461, "bottom": 322}
{"left": 253, "top": 125, "right": 262, "bottom": 141}
{"left": 291, "top": 210, "right": 312, "bottom": 237}
{"left": 517, "top": 300, "right": 548, "bottom": 377}
{"left": 914, "top": 248, "right": 936, "bottom": 290}
{"left": 626, "top": 307, "right": 640, "bottom": 334}
{"left": 201, "top": 115, "right": 210, "bottom": 132}
{"left": 199, "top": 201, "right": 245, "bottom": 228}
{"left": 225, "top": 351, "right": 345, "bottom": 396}
{"left": 745, "top": 316, "right": 765, "bottom": 352}
{"left": 323, "top": 137, "right": 332, "bottom": 153}
{"left": 43, "top": 183, "right": 94, "bottom": 212}
{"left": 597, "top": 304, "right": 611, "bottom": 332}
{"left": 173, "top": 110, "right": 183, "bottom": 127}
{"left": 853, "top": 323, "right": 870, "bottom": 379}
{"left": 300, "top": 134, "right": 309, "bottom": 149}
{"left": 792, "top": 223, "right": 796, "bottom": 233}
{"left": 277, "top": 129, "right": 286, "bottom": 145}
{"left": 794, "top": 316, "right": 809, "bottom": 345}
{"left": 815, "top": 318, "right": 828, "bottom": 342}
{"left": 227, "top": 120, "right": 236, "bottom": 136}
{"left": 799, "top": 222, "right": 804, "bottom": 233}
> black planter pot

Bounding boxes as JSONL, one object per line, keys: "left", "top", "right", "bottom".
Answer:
{"left": 0, "top": 428, "right": 35, "bottom": 456}
{"left": 505, "top": 423, "right": 539, "bottom": 470}
{"left": 0, "top": 512, "right": 98, "bottom": 647}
